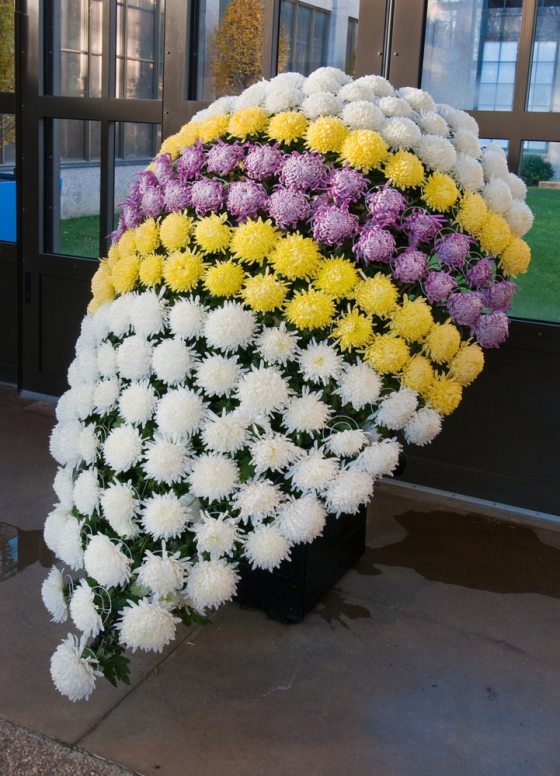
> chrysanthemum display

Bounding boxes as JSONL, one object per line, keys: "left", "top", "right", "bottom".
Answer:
{"left": 43, "top": 67, "right": 532, "bottom": 701}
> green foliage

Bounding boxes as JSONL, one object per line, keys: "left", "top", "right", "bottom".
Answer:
{"left": 520, "top": 154, "right": 554, "bottom": 187}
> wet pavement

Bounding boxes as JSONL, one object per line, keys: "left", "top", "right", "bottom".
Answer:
{"left": 1, "top": 383, "right": 560, "bottom": 775}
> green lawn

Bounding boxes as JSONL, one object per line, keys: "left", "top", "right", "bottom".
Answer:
{"left": 59, "top": 214, "right": 102, "bottom": 258}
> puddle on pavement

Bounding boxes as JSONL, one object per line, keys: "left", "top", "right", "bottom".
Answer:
{"left": 0, "top": 523, "right": 53, "bottom": 581}
{"left": 315, "top": 588, "right": 372, "bottom": 628}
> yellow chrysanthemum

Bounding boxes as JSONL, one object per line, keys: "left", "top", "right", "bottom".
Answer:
{"left": 426, "top": 375, "right": 463, "bottom": 416}
{"left": 422, "top": 172, "right": 460, "bottom": 212}
{"left": 477, "top": 212, "right": 512, "bottom": 255}
{"left": 499, "top": 237, "right": 531, "bottom": 277}
{"left": 332, "top": 308, "right": 373, "bottom": 351}
{"left": 198, "top": 114, "right": 230, "bottom": 143}
{"left": 306, "top": 117, "right": 348, "bottom": 154}
{"left": 134, "top": 218, "right": 159, "bottom": 255}
{"left": 194, "top": 214, "right": 232, "bottom": 254}
{"left": 455, "top": 192, "right": 488, "bottom": 236}
{"left": 111, "top": 254, "right": 140, "bottom": 295}
{"left": 159, "top": 134, "right": 183, "bottom": 160}
{"left": 448, "top": 343, "right": 484, "bottom": 386}
{"left": 390, "top": 297, "right": 434, "bottom": 342}
{"left": 163, "top": 250, "right": 205, "bottom": 292}
{"left": 364, "top": 335, "right": 410, "bottom": 374}
{"left": 242, "top": 272, "right": 287, "bottom": 312}
{"left": 228, "top": 107, "right": 268, "bottom": 139}
{"left": 267, "top": 111, "right": 308, "bottom": 144}
{"left": 175, "top": 122, "right": 200, "bottom": 148}
{"left": 384, "top": 151, "right": 425, "bottom": 190}
{"left": 339, "top": 130, "right": 389, "bottom": 172}
{"left": 270, "top": 233, "right": 322, "bottom": 279}
{"left": 402, "top": 355, "right": 435, "bottom": 394}
{"left": 354, "top": 273, "right": 398, "bottom": 316}
{"left": 159, "top": 212, "right": 192, "bottom": 251}
{"left": 139, "top": 253, "right": 163, "bottom": 287}
{"left": 91, "top": 260, "right": 115, "bottom": 305}
{"left": 203, "top": 261, "right": 245, "bottom": 297}
{"left": 107, "top": 244, "right": 120, "bottom": 268}
{"left": 424, "top": 322, "right": 461, "bottom": 364}
{"left": 230, "top": 218, "right": 279, "bottom": 263}
{"left": 117, "top": 229, "right": 137, "bottom": 259}
{"left": 284, "top": 289, "right": 335, "bottom": 330}
{"left": 314, "top": 257, "right": 359, "bottom": 298}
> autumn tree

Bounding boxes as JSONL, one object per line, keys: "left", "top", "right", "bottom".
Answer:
{"left": 211, "top": 0, "right": 265, "bottom": 96}
{"left": 0, "top": 0, "right": 15, "bottom": 152}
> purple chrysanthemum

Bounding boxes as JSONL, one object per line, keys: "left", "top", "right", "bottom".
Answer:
{"left": 402, "top": 209, "right": 447, "bottom": 248}
{"left": 141, "top": 185, "right": 164, "bottom": 218}
{"left": 280, "top": 152, "right": 327, "bottom": 192}
{"left": 206, "top": 140, "right": 245, "bottom": 176}
{"left": 474, "top": 312, "right": 509, "bottom": 348}
{"left": 190, "top": 179, "right": 225, "bottom": 215}
{"left": 111, "top": 224, "right": 125, "bottom": 243}
{"left": 244, "top": 144, "right": 285, "bottom": 180}
{"left": 392, "top": 249, "right": 427, "bottom": 284}
{"left": 138, "top": 170, "right": 159, "bottom": 195}
{"left": 268, "top": 188, "right": 311, "bottom": 228}
{"left": 423, "top": 271, "right": 456, "bottom": 303}
{"left": 466, "top": 258, "right": 496, "bottom": 289}
{"left": 153, "top": 153, "right": 174, "bottom": 185}
{"left": 447, "top": 292, "right": 483, "bottom": 326}
{"left": 483, "top": 280, "right": 517, "bottom": 313}
{"left": 121, "top": 202, "right": 143, "bottom": 229}
{"left": 176, "top": 141, "right": 205, "bottom": 182}
{"left": 353, "top": 225, "right": 396, "bottom": 264}
{"left": 163, "top": 179, "right": 192, "bottom": 213}
{"left": 326, "top": 166, "right": 368, "bottom": 206}
{"left": 312, "top": 204, "right": 358, "bottom": 245}
{"left": 226, "top": 181, "right": 268, "bottom": 219}
{"left": 367, "top": 185, "right": 407, "bottom": 227}
{"left": 435, "top": 232, "right": 472, "bottom": 269}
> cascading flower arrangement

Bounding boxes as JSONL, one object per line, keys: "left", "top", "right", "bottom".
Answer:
{"left": 41, "top": 67, "right": 533, "bottom": 701}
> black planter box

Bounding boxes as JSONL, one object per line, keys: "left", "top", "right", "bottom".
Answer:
{"left": 236, "top": 506, "right": 367, "bottom": 623}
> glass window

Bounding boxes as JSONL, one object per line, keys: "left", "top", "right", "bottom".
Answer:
{"left": 46, "top": 119, "right": 101, "bottom": 259}
{"left": 0, "top": 114, "right": 16, "bottom": 242}
{"left": 527, "top": 1, "right": 560, "bottom": 113}
{"left": 509, "top": 140, "right": 560, "bottom": 323}
{"left": 345, "top": 17, "right": 358, "bottom": 76}
{"left": 0, "top": 0, "right": 15, "bottom": 92}
{"left": 114, "top": 121, "right": 161, "bottom": 229}
{"left": 421, "top": 0, "right": 522, "bottom": 111}
{"left": 48, "top": 0, "right": 103, "bottom": 97}
{"left": 116, "top": 0, "right": 165, "bottom": 100}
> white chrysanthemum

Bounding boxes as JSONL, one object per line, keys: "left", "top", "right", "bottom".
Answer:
{"left": 282, "top": 390, "right": 331, "bottom": 434}
{"left": 298, "top": 341, "right": 342, "bottom": 384}
{"left": 155, "top": 387, "right": 206, "bottom": 437}
{"left": 276, "top": 496, "right": 326, "bottom": 543}
{"left": 378, "top": 95, "right": 413, "bottom": 117}
{"left": 142, "top": 435, "right": 190, "bottom": 485}
{"left": 53, "top": 467, "right": 74, "bottom": 510}
{"left": 75, "top": 347, "right": 99, "bottom": 384}
{"left": 103, "top": 424, "right": 142, "bottom": 473}
{"left": 398, "top": 86, "right": 436, "bottom": 112}
{"left": 303, "top": 67, "right": 351, "bottom": 94}
{"left": 67, "top": 359, "right": 83, "bottom": 388}
{"left": 235, "top": 80, "right": 269, "bottom": 109}
{"left": 504, "top": 200, "right": 534, "bottom": 237}
{"left": 342, "top": 100, "right": 386, "bottom": 131}
{"left": 55, "top": 389, "right": 78, "bottom": 423}
{"left": 243, "top": 525, "right": 291, "bottom": 571}
{"left": 108, "top": 294, "right": 134, "bottom": 337}
{"left": 116, "top": 335, "right": 152, "bottom": 380}
{"left": 439, "top": 104, "right": 479, "bottom": 134}
{"left": 289, "top": 450, "right": 339, "bottom": 493}
{"left": 264, "top": 86, "right": 303, "bottom": 113}
{"left": 72, "top": 468, "right": 99, "bottom": 516}
{"left": 376, "top": 388, "right": 418, "bottom": 430}
{"left": 327, "top": 428, "right": 368, "bottom": 457}
{"left": 93, "top": 377, "right": 120, "bottom": 414}
{"left": 193, "top": 514, "right": 238, "bottom": 557}
{"left": 96, "top": 341, "right": 117, "bottom": 377}
{"left": 188, "top": 454, "right": 239, "bottom": 501}
{"left": 360, "top": 74, "right": 394, "bottom": 97}
{"left": 201, "top": 410, "right": 248, "bottom": 454}
{"left": 100, "top": 482, "right": 139, "bottom": 538}
{"left": 250, "top": 433, "right": 302, "bottom": 473}
{"left": 50, "top": 634, "right": 100, "bottom": 702}
{"left": 168, "top": 297, "right": 207, "bottom": 339}
{"left": 257, "top": 324, "right": 299, "bottom": 365}
{"left": 130, "top": 290, "right": 166, "bottom": 337}
{"left": 301, "top": 92, "right": 343, "bottom": 119}
{"left": 56, "top": 515, "right": 84, "bottom": 571}
{"left": 84, "top": 533, "right": 131, "bottom": 587}
{"left": 506, "top": 172, "right": 527, "bottom": 200}
{"left": 41, "top": 566, "right": 68, "bottom": 623}
{"left": 417, "top": 135, "right": 457, "bottom": 172}
{"left": 205, "top": 95, "right": 238, "bottom": 116}
{"left": 236, "top": 365, "right": 291, "bottom": 417}
{"left": 118, "top": 381, "right": 156, "bottom": 426}
{"left": 404, "top": 407, "right": 442, "bottom": 446}
{"left": 44, "top": 507, "right": 71, "bottom": 554}
{"left": 136, "top": 550, "right": 186, "bottom": 595}
{"left": 69, "top": 579, "right": 103, "bottom": 638}
{"left": 49, "top": 420, "right": 83, "bottom": 467}
{"left": 324, "top": 469, "right": 373, "bottom": 515}
{"left": 152, "top": 338, "right": 194, "bottom": 385}
{"left": 418, "top": 111, "right": 449, "bottom": 137}
{"left": 382, "top": 116, "right": 422, "bottom": 149}
{"left": 78, "top": 425, "right": 98, "bottom": 465}
{"left": 186, "top": 559, "right": 238, "bottom": 612}
{"left": 353, "top": 438, "right": 401, "bottom": 477}
{"left": 482, "top": 147, "right": 509, "bottom": 181}
{"left": 71, "top": 383, "right": 95, "bottom": 420}
{"left": 190, "top": 108, "right": 209, "bottom": 122}
{"left": 117, "top": 599, "right": 179, "bottom": 653}
{"left": 452, "top": 129, "right": 481, "bottom": 158}
{"left": 269, "top": 71, "right": 306, "bottom": 89}
{"left": 338, "top": 80, "right": 377, "bottom": 102}
{"left": 233, "top": 481, "right": 282, "bottom": 522}
{"left": 203, "top": 302, "right": 256, "bottom": 352}
{"left": 336, "top": 363, "right": 382, "bottom": 410}
{"left": 195, "top": 354, "right": 241, "bottom": 397}
{"left": 483, "top": 178, "right": 513, "bottom": 214}
{"left": 141, "top": 492, "right": 190, "bottom": 540}
{"left": 454, "top": 154, "right": 484, "bottom": 191}
{"left": 90, "top": 301, "right": 111, "bottom": 342}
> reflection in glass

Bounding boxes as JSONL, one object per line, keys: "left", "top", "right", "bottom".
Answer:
{"left": 0, "top": 114, "right": 16, "bottom": 242}
{"left": 114, "top": 122, "right": 162, "bottom": 229}
{"left": 48, "top": 0, "right": 103, "bottom": 97}
{"left": 46, "top": 120, "right": 101, "bottom": 259}
{"left": 527, "top": 0, "right": 560, "bottom": 112}
{"left": 422, "top": 0, "right": 522, "bottom": 111}
{"left": 0, "top": 0, "right": 15, "bottom": 92}
{"left": 116, "top": 0, "right": 165, "bottom": 100}
{"left": 510, "top": 140, "right": 560, "bottom": 323}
